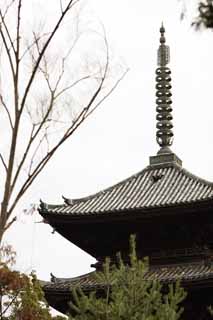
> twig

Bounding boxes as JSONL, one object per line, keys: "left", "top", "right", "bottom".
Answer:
{"left": 55, "top": 75, "right": 92, "bottom": 99}
{"left": 0, "top": 95, "right": 13, "bottom": 129}
{"left": 8, "top": 63, "right": 128, "bottom": 216}
{"left": 60, "top": 0, "right": 63, "bottom": 14}
{"left": 3, "top": 216, "right": 17, "bottom": 233}
{"left": 20, "top": 32, "right": 50, "bottom": 61}
{"left": 20, "top": 0, "right": 78, "bottom": 114}
{"left": 0, "top": 153, "right": 8, "bottom": 173}
{"left": 0, "top": 1, "right": 16, "bottom": 56}
{"left": 85, "top": 68, "right": 129, "bottom": 119}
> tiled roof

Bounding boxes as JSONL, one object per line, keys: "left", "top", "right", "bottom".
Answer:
{"left": 42, "top": 272, "right": 101, "bottom": 292}
{"left": 147, "top": 263, "right": 213, "bottom": 283}
{"left": 42, "top": 262, "right": 213, "bottom": 292}
{"left": 40, "top": 163, "right": 213, "bottom": 216}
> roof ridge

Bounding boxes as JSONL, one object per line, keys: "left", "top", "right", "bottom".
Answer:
{"left": 180, "top": 166, "right": 213, "bottom": 188}
{"left": 63, "top": 163, "right": 185, "bottom": 206}
{"left": 39, "top": 165, "right": 174, "bottom": 210}
{"left": 39, "top": 163, "right": 213, "bottom": 215}
{"left": 63, "top": 166, "right": 151, "bottom": 206}
{"left": 51, "top": 271, "right": 95, "bottom": 283}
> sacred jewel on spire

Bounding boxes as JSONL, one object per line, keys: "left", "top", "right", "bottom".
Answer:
{"left": 157, "top": 23, "right": 170, "bottom": 66}
{"left": 156, "top": 24, "right": 174, "bottom": 152}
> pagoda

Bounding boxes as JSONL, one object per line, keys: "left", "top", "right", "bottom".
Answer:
{"left": 39, "top": 26, "right": 213, "bottom": 319}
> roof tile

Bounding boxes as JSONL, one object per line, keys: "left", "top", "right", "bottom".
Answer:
{"left": 40, "top": 164, "right": 213, "bottom": 216}
{"left": 42, "top": 262, "right": 213, "bottom": 292}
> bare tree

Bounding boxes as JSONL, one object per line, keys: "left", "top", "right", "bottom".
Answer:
{"left": 0, "top": 0, "right": 128, "bottom": 244}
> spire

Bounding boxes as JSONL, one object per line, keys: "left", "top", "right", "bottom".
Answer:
{"left": 156, "top": 24, "right": 173, "bottom": 153}
{"left": 149, "top": 25, "right": 182, "bottom": 167}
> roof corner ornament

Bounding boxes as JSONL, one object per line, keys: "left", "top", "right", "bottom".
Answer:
{"left": 39, "top": 199, "right": 48, "bottom": 211}
{"left": 50, "top": 272, "right": 56, "bottom": 283}
{"left": 156, "top": 23, "right": 173, "bottom": 153}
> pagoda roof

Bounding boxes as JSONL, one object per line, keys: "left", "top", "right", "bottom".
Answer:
{"left": 40, "top": 162, "right": 213, "bottom": 218}
{"left": 43, "top": 261, "right": 213, "bottom": 294}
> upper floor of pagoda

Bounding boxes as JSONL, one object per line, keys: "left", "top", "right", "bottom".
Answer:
{"left": 38, "top": 25, "right": 213, "bottom": 260}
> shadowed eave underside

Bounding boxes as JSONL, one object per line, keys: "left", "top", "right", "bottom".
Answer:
{"left": 39, "top": 163, "right": 213, "bottom": 218}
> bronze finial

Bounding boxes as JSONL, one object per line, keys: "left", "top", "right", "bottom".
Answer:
{"left": 159, "top": 23, "right": 166, "bottom": 44}
{"left": 155, "top": 24, "right": 174, "bottom": 151}
{"left": 158, "top": 23, "right": 170, "bottom": 66}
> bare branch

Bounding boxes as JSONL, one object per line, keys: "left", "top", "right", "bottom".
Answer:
{"left": 8, "top": 61, "right": 128, "bottom": 217}
{"left": 55, "top": 75, "right": 92, "bottom": 99}
{"left": 8, "top": 100, "right": 98, "bottom": 215}
{"left": 28, "top": 129, "right": 50, "bottom": 177}
{"left": 60, "top": 0, "right": 63, "bottom": 14}
{"left": 13, "top": 0, "right": 22, "bottom": 114}
{"left": 20, "top": 0, "right": 79, "bottom": 114}
{"left": 85, "top": 67, "right": 129, "bottom": 119}
{"left": 1, "top": 0, "right": 16, "bottom": 19}
{"left": 0, "top": 94, "right": 14, "bottom": 130}
{"left": 3, "top": 216, "right": 17, "bottom": 233}
{"left": 0, "top": 153, "right": 8, "bottom": 173}
{"left": 53, "top": 57, "right": 65, "bottom": 92}
{"left": 0, "top": 0, "right": 127, "bottom": 244}
{"left": 10, "top": 91, "right": 56, "bottom": 195}
{"left": 0, "top": 17, "right": 15, "bottom": 79}
{"left": 31, "top": 93, "right": 55, "bottom": 140}
{"left": 6, "top": 2, "right": 82, "bottom": 222}
{"left": 20, "top": 32, "right": 50, "bottom": 61}
{"left": 16, "top": 0, "right": 22, "bottom": 58}
{"left": 0, "top": 289, "right": 19, "bottom": 318}
{"left": 63, "top": 28, "right": 82, "bottom": 61}
{"left": 10, "top": 125, "right": 35, "bottom": 194}
{"left": 0, "top": 0, "right": 16, "bottom": 56}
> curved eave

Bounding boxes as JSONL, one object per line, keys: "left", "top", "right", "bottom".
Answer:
{"left": 39, "top": 198, "right": 213, "bottom": 224}
{"left": 39, "top": 163, "right": 213, "bottom": 220}
{"left": 42, "top": 263, "right": 213, "bottom": 314}
{"left": 42, "top": 272, "right": 104, "bottom": 314}
{"left": 39, "top": 198, "right": 213, "bottom": 259}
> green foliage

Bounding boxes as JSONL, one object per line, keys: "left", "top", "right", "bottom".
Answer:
{"left": 68, "top": 235, "right": 186, "bottom": 320}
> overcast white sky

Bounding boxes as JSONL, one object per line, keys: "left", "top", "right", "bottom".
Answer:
{"left": 4, "top": 0, "right": 213, "bottom": 305}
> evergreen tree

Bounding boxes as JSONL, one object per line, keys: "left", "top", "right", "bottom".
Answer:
{"left": 68, "top": 236, "right": 186, "bottom": 320}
